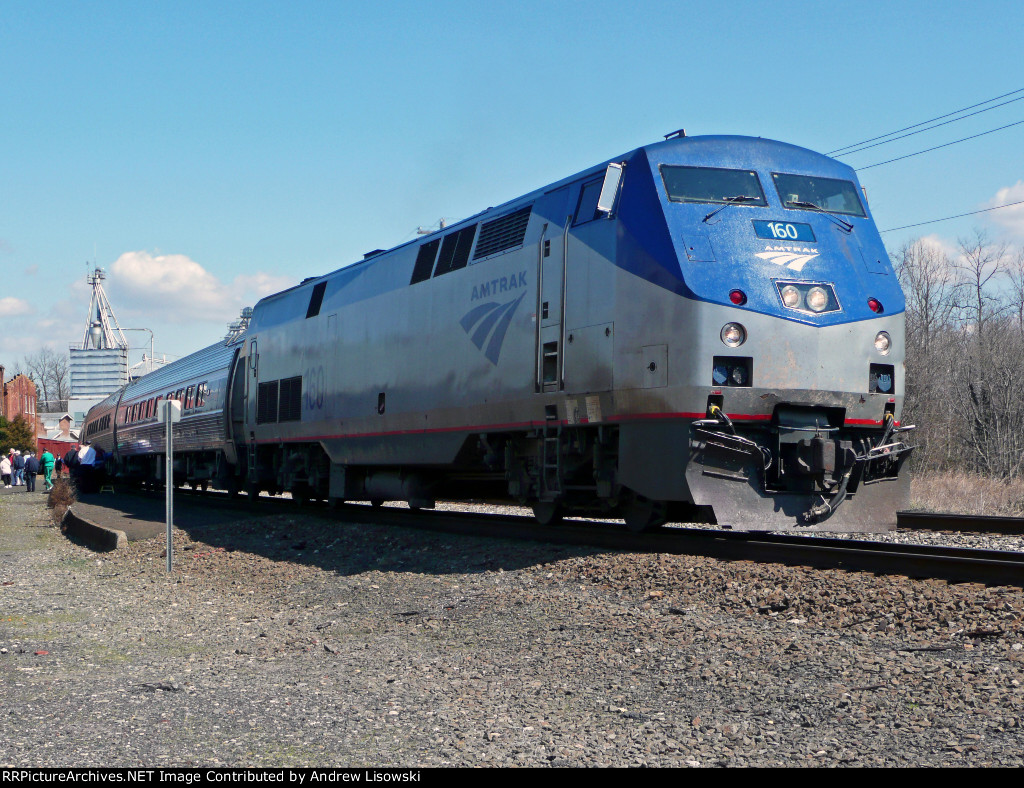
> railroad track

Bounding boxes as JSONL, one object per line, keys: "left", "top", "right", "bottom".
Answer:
{"left": 193, "top": 493, "right": 1024, "bottom": 587}
{"left": 336, "top": 506, "right": 1024, "bottom": 588}
{"left": 85, "top": 488, "right": 1024, "bottom": 587}
{"left": 897, "top": 510, "right": 1024, "bottom": 535}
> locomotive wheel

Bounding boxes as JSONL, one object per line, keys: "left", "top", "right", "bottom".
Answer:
{"left": 247, "top": 483, "right": 261, "bottom": 502}
{"left": 532, "top": 501, "right": 564, "bottom": 526}
{"left": 624, "top": 497, "right": 668, "bottom": 532}
{"left": 370, "top": 498, "right": 384, "bottom": 508}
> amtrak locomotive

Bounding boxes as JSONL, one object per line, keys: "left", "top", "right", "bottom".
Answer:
{"left": 84, "top": 134, "right": 913, "bottom": 532}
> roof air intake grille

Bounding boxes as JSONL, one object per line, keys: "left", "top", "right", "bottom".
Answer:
{"left": 473, "top": 205, "right": 532, "bottom": 260}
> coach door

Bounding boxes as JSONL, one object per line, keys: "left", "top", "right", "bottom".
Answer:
{"left": 536, "top": 187, "right": 570, "bottom": 393}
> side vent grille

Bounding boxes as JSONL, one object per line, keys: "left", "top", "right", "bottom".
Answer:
{"left": 278, "top": 376, "right": 303, "bottom": 422}
{"left": 256, "top": 381, "right": 279, "bottom": 424}
{"left": 473, "top": 205, "right": 532, "bottom": 260}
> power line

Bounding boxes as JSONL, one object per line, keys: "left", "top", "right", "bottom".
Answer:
{"left": 827, "top": 87, "right": 1024, "bottom": 156}
{"left": 856, "top": 119, "right": 1024, "bottom": 170}
{"left": 835, "top": 95, "right": 1024, "bottom": 157}
{"left": 878, "top": 198, "right": 1024, "bottom": 234}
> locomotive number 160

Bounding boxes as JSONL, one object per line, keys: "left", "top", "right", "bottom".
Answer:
{"left": 752, "top": 219, "right": 816, "bottom": 243}
{"left": 768, "top": 222, "right": 800, "bottom": 239}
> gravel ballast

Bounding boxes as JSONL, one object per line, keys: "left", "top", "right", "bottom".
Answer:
{"left": 1, "top": 489, "right": 1023, "bottom": 767}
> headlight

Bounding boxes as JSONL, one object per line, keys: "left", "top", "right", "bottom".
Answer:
{"left": 721, "top": 322, "right": 746, "bottom": 347}
{"left": 806, "top": 286, "right": 829, "bottom": 312}
{"left": 780, "top": 285, "right": 801, "bottom": 308}
{"left": 874, "top": 331, "right": 891, "bottom": 355}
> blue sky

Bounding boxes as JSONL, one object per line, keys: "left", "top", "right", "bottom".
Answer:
{"left": 2, "top": 0, "right": 1022, "bottom": 366}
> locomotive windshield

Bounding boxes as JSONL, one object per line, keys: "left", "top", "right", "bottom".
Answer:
{"left": 772, "top": 173, "right": 866, "bottom": 217}
{"left": 660, "top": 166, "right": 767, "bottom": 206}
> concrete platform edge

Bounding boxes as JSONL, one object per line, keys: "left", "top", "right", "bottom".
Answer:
{"left": 63, "top": 506, "right": 128, "bottom": 551}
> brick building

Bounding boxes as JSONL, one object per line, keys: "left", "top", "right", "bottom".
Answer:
{"left": 0, "top": 365, "right": 39, "bottom": 425}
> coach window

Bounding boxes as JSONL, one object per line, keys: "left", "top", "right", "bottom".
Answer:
{"left": 185, "top": 386, "right": 195, "bottom": 410}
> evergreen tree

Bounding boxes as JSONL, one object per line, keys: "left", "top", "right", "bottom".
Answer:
{"left": 0, "top": 415, "right": 37, "bottom": 454}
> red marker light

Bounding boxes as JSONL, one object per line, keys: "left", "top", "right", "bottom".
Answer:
{"left": 729, "top": 289, "right": 747, "bottom": 306}
{"left": 868, "top": 298, "right": 883, "bottom": 313}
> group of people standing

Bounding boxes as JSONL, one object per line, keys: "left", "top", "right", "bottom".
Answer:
{"left": 2, "top": 448, "right": 57, "bottom": 492}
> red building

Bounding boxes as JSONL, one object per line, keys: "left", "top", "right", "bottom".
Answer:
{"left": 0, "top": 366, "right": 40, "bottom": 450}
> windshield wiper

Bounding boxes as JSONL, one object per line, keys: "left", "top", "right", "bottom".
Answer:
{"left": 789, "top": 200, "right": 854, "bottom": 233}
{"left": 702, "top": 195, "right": 761, "bottom": 223}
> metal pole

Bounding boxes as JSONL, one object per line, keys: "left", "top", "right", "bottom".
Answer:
{"left": 166, "top": 406, "right": 173, "bottom": 573}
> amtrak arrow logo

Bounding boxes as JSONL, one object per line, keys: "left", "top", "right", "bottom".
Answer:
{"left": 460, "top": 292, "right": 526, "bottom": 365}
{"left": 755, "top": 245, "right": 819, "bottom": 272}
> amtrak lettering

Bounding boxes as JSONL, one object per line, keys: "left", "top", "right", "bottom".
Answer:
{"left": 755, "top": 245, "right": 820, "bottom": 272}
{"left": 471, "top": 271, "right": 527, "bottom": 301}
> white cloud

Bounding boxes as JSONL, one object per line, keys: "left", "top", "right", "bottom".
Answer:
{"left": 0, "top": 297, "right": 32, "bottom": 317}
{"left": 107, "top": 250, "right": 297, "bottom": 325}
{"left": 915, "top": 234, "right": 958, "bottom": 259}
{"left": 110, "top": 250, "right": 234, "bottom": 319}
{"left": 986, "top": 181, "right": 1024, "bottom": 239}
{"left": 2, "top": 252, "right": 300, "bottom": 364}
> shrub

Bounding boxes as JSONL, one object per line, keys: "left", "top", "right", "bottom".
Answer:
{"left": 47, "top": 476, "right": 78, "bottom": 529}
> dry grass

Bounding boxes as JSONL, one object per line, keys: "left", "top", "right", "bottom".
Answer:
{"left": 909, "top": 470, "right": 1024, "bottom": 516}
{"left": 46, "top": 476, "right": 78, "bottom": 528}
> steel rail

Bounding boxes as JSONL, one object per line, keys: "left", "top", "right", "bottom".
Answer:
{"left": 96, "top": 488, "right": 1024, "bottom": 587}
{"left": 897, "top": 510, "right": 1024, "bottom": 535}
{"left": 323, "top": 505, "right": 1024, "bottom": 588}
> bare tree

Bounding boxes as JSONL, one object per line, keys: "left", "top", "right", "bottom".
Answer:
{"left": 1006, "top": 248, "right": 1024, "bottom": 332}
{"left": 895, "top": 239, "right": 961, "bottom": 472}
{"left": 896, "top": 232, "right": 1024, "bottom": 478}
{"left": 895, "top": 239, "right": 958, "bottom": 356}
{"left": 954, "top": 229, "right": 1010, "bottom": 339}
{"left": 23, "top": 348, "right": 71, "bottom": 411}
